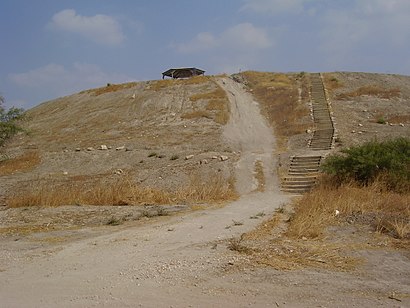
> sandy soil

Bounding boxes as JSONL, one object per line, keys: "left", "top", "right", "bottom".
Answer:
{"left": 0, "top": 75, "right": 409, "bottom": 307}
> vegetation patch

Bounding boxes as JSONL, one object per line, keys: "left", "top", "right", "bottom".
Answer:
{"left": 85, "top": 82, "right": 138, "bottom": 96}
{"left": 240, "top": 71, "right": 310, "bottom": 149}
{"left": 321, "top": 138, "right": 410, "bottom": 192}
{"left": 336, "top": 85, "right": 401, "bottom": 100}
{"left": 0, "top": 151, "right": 41, "bottom": 175}
{"left": 6, "top": 173, "right": 238, "bottom": 208}
{"left": 150, "top": 76, "right": 209, "bottom": 91}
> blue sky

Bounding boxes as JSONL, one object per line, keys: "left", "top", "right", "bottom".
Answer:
{"left": 1, "top": 0, "right": 410, "bottom": 109}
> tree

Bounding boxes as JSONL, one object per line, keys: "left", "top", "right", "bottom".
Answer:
{"left": 0, "top": 95, "right": 25, "bottom": 147}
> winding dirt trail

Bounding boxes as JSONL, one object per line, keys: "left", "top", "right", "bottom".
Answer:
{"left": 0, "top": 77, "right": 291, "bottom": 307}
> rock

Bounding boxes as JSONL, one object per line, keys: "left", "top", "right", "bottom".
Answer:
{"left": 351, "top": 130, "right": 356, "bottom": 133}
{"left": 116, "top": 146, "right": 125, "bottom": 151}
{"left": 358, "top": 123, "right": 363, "bottom": 127}
{"left": 86, "top": 147, "right": 94, "bottom": 151}
{"left": 114, "top": 169, "right": 123, "bottom": 175}
{"left": 212, "top": 156, "right": 218, "bottom": 159}
{"left": 200, "top": 159, "right": 208, "bottom": 165}
{"left": 400, "top": 123, "right": 405, "bottom": 127}
{"left": 185, "top": 155, "right": 194, "bottom": 160}
{"left": 220, "top": 155, "right": 229, "bottom": 161}
{"left": 63, "top": 171, "right": 68, "bottom": 175}
{"left": 75, "top": 148, "right": 81, "bottom": 152}
{"left": 131, "top": 93, "right": 136, "bottom": 99}
{"left": 306, "top": 129, "right": 312, "bottom": 134}
{"left": 99, "top": 145, "right": 108, "bottom": 150}
{"left": 125, "top": 147, "right": 133, "bottom": 151}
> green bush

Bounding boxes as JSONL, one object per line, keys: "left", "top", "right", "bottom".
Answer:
{"left": 321, "top": 138, "right": 410, "bottom": 191}
{"left": 0, "top": 96, "right": 25, "bottom": 146}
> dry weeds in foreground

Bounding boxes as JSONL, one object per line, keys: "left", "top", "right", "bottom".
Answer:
{"left": 287, "top": 178, "right": 410, "bottom": 240}
{"left": 227, "top": 179, "right": 409, "bottom": 271}
{"left": 6, "top": 174, "right": 237, "bottom": 208}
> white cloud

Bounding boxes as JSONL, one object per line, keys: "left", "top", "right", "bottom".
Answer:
{"left": 241, "top": 0, "right": 312, "bottom": 15}
{"left": 9, "top": 63, "right": 134, "bottom": 99}
{"left": 174, "top": 23, "right": 272, "bottom": 54}
{"left": 50, "top": 9, "right": 125, "bottom": 45}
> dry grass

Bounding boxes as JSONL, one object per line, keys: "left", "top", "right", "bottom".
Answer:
{"left": 85, "top": 82, "right": 138, "bottom": 96}
{"left": 253, "top": 160, "right": 265, "bottom": 192}
{"left": 241, "top": 71, "right": 310, "bottom": 149}
{"left": 6, "top": 173, "right": 238, "bottom": 208}
{"left": 189, "top": 88, "right": 226, "bottom": 101}
{"left": 337, "top": 85, "right": 401, "bottom": 100}
{"left": 384, "top": 114, "right": 410, "bottom": 124}
{"left": 323, "top": 74, "right": 343, "bottom": 92}
{"left": 181, "top": 110, "right": 212, "bottom": 120}
{"left": 150, "top": 76, "right": 209, "bottom": 91}
{"left": 286, "top": 178, "right": 410, "bottom": 240}
{"left": 0, "top": 151, "right": 41, "bottom": 175}
{"left": 230, "top": 212, "right": 359, "bottom": 271}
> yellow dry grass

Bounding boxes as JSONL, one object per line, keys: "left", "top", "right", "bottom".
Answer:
{"left": 337, "top": 85, "right": 401, "bottom": 100}
{"left": 287, "top": 178, "right": 410, "bottom": 240}
{"left": 85, "top": 82, "right": 138, "bottom": 96}
{"left": 6, "top": 173, "right": 238, "bottom": 208}
{"left": 150, "top": 76, "right": 209, "bottom": 91}
{"left": 0, "top": 151, "right": 41, "bottom": 175}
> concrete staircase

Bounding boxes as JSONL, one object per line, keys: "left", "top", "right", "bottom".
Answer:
{"left": 281, "top": 73, "right": 334, "bottom": 194}
{"left": 309, "top": 74, "right": 334, "bottom": 150}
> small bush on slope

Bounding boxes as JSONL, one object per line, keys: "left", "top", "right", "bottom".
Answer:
{"left": 0, "top": 96, "right": 25, "bottom": 147}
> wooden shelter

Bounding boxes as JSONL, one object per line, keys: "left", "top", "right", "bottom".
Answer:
{"left": 162, "top": 67, "right": 205, "bottom": 79}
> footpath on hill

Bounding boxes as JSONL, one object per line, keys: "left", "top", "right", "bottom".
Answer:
{"left": 0, "top": 77, "right": 293, "bottom": 307}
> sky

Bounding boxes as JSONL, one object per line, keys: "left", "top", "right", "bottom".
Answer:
{"left": 1, "top": 0, "right": 410, "bottom": 110}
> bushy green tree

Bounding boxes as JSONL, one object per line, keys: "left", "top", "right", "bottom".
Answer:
{"left": 0, "top": 95, "right": 25, "bottom": 146}
{"left": 321, "top": 138, "right": 410, "bottom": 191}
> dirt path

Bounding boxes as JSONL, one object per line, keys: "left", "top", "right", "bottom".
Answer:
{"left": 216, "top": 77, "right": 278, "bottom": 195}
{"left": 0, "top": 77, "right": 292, "bottom": 307}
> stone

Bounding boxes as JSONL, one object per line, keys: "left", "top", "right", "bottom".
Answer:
{"left": 306, "top": 129, "right": 312, "bottom": 134}
{"left": 99, "top": 145, "right": 108, "bottom": 150}
{"left": 211, "top": 156, "right": 218, "bottom": 159}
{"left": 220, "top": 155, "right": 229, "bottom": 161}
{"left": 75, "top": 148, "right": 81, "bottom": 152}
{"left": 185, "top": 155, "right": 194, "bottom": 160}
{"left": 114, "top": 169, "right": 123, "bottom": 175}
{"left": 116, "top": 146, "right": 125, "bottom": 151}
{"left": 86, "top": 147, "right": 94, "bottom": 151}
{"left": 400, "top": 123, "right": 405, "bottom": 127}
{"left": 358, "top": 123, "right": 363, "bottom": 127}
{"left": 200, "top": 159, "right": 208, "bottom": 165}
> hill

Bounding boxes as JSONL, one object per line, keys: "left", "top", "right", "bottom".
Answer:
{"left": 0, "top": 72, "right": 409, "bottom": 307}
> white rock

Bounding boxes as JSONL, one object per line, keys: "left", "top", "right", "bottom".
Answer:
{"left": 131, "top": 93, "right": 136, "bottom": 99}
{"left": 212, "top": 156, "right": 218, "bottom": 159}
{"left": 306, "top": 129, "right": 312, "bottom": 134}
{"left": 86, "top": 147, "right": 94, "bottom": 151}
{"left": 358, "top": 123, "right": 363, "bottom": 127}
{"left": 185, "top": 155, "right": 194, "bottom": 160}
{"left": 116, "top": 146, "right": 125, "bottom": 151}
{"left": 220, "top": 155, "right": 229, "bottom": 161}
{"left": 400, "top": 123, "right": 405, "bottom": 127}
{"left": 63, "top": 171, "right": 68, "bottom": 175}
{"left": 99, "top": 145, "right": 108, "bottom": 150}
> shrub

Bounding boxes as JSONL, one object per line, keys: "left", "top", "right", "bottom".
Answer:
{"left": 0, "top": 96, "right": 25, "bottom": 146}
{"left": 321, "top": 138, "right": 410, "bottom": 191}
